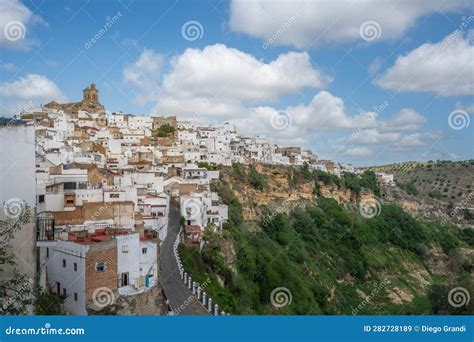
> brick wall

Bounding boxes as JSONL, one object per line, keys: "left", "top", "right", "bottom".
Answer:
{"left": 85, "top": 239, "right": 117, "bottom": 301}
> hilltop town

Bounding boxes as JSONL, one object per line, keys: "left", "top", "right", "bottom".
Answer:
{"left": 0, "top": 84, "right": 397, "bottom": 315}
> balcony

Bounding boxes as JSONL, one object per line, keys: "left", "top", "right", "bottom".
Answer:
{"left": 36, "top": 216, "right": 56, "bottom": 247}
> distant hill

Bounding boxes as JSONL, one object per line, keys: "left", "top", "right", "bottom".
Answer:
{"left": 368, "top": 160, "right": 474, "bottom": 206}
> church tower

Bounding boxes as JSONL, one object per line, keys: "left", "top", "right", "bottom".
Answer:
{"left": 83, "top": 83, "right": 99, "bottom": 103}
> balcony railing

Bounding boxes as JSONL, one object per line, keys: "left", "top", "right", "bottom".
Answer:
{"left": 37, "top": 217, "right": 55, "bottom": 242}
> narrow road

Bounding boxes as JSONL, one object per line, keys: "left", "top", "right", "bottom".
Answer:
{"left": 160, "top": 203, "right": 209, "bottom": 315}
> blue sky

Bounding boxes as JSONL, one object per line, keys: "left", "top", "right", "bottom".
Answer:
{"left": 0, "top": 0, "right": 472, "bottom": 166}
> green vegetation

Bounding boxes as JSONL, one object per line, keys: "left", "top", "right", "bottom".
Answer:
{"left": 428, "top": 189, "right": 442, "bottom": 200}
{"left": 180, "top": 179, "right": 473, "bottom": 315}
{"left": 230, "top": 163, "right": 267, "bottom": 190}
{"left": 35, "top": 291, "right": 64, "bottom": 315}
{"left": 0, "top": 207, "right": 35, "bottom": 315}
{"left": 248, "top": 167, "right": 266, "bottom": 190}
{"left": 197, "top": 161, "right": 217, "bottom": 171}
{"left": 397, "top": 180, "right": 418, "bottom": 196}
{"left": 156, "top": 123, "right": 175, "bottom": 137}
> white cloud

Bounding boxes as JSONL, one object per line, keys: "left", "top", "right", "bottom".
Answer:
{"left": 343, "top": 147, "right": 372, "bottom": 157}
{"left": 229, "top": 91, "right": 380, "bottom": 147}
{"left": 454, "top": 102, "right": 474, "bottom": 114}
{"left": 152, "top": 44, "right": 330, "bottom": 118}
{"left": 380, "top": 108, "right": 427, "bottom": 131}
{"left": 368, "top": 57, "right": 382, "bottom": 76}
{"left": 288, "top": 91, "right": 377, "bottom": 131}
{"left": 376, "top": 30, "right": 474, "bottom": 96}
{"left": 1, "top": 63, "right": 16, "bottom": 71}
{"left": 347, "top": 108, "right": 431, "bottom": 147}
{"left": 348, "top": 129, "right": 400, "bottom": 145}
{"left": 0, "top": 0, "right": 46, "bottom": 49}
{"left": 390, "top": 131, "right": 444, "bottom": 151}
{"left": 123, "top": 49, "right": 164, "bottom": 106}
{"left": 229, "top": 0, "right": 470, "bottom": 47}
{"left": 0, "top": 74, "right": 67, "bottom": 115}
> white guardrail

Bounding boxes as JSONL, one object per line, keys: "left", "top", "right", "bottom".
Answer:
{"left": 173, "top": 227, "right": 226, "bottom": 316}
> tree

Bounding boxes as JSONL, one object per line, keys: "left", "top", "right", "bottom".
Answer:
{"left": 0, "top": 208, "right": 35, "bottom": 315}
{"left": 156, "top": 123, "right": 175, "bottom": 137}
{"left": 35, "top": 290, "right": 64, "bottom": 315}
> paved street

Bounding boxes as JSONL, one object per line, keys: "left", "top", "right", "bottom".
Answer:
{"left": 160, "top": 203, "right": 209, "bottom": 315}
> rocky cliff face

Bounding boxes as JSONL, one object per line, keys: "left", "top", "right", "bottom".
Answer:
{"left": 222, "top": 164, "right": 374, "bottom": 222}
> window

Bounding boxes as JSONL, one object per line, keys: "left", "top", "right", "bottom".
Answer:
{"left": 63, "top": 182, "right": 77, "bottom": 190}
{"left": 62, "top": 288, "right": 67, "bottom": 296}
{"left": 38, "top": 195, "right": 45, "bottom": 203}
{"left": 95, "top": 262, "right": 106, "bottom": 272}
{"left": 122, "top": 245, "right": 129, "bottom": 253}
{"left": 74, "top": 262, "right": 77, "bottom": 271}
{"left": 62, "top": 259, "right": 66, "bottom": 267}
{"left": 142, "top": 248, "right": 147, "bottom": 254}
{"left": 74, "top": 293, "right": 78, "bottom": 302}
{"left": 46, "top": 248, "right": 49, "bottom": 258}
{"left": 110, "top": 193, "right": 120, "bottom": 198}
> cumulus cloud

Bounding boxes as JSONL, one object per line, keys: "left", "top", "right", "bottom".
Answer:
{"left": 343, "top": 147, "right": 373, "bottom": 157}
{"left": 288, "top": 91, "right": 377, "bottom": 131}
{"left": 149, "top": 44, "right": 331, "bottom": 126}
{"left": 0, "top": 0, "right": 46, "bottom": 49}
{"left": 0, "top": 74, "right": 67, "bottom": 115}
{"left": 348, "top": 129, "right": 401, "bottom": 145}
{"left": 376, "top": 30, "right": 474, "bottom": 96}
{"left": 152, "top": 44, "right": 330, "bottom": 117}
{"left": 348, "top": 108, "right": 429, "bottom": 146}
{"left": 229, "top": 0, "right": 470, "bottom": 47}
{"left": 228, "top": 91, "right": 380, "bottom": 147}
{"left": 123, "top": 49, "right": 164, "bottom": 106}
{"left": 380, "top": 108, "right": 427, "bottom": 131}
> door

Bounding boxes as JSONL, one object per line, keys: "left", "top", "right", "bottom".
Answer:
{"left": 121, "top": 272, "right": 129, "bottom": 287}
